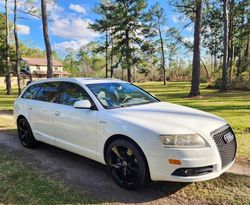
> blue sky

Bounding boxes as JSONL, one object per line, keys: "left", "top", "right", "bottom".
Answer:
{"left": 0, "top": 0, "right": 194, "bottom": 58}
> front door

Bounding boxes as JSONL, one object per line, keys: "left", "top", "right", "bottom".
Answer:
{"left": 54, "top": 82, "right": 98, "bottom": 160}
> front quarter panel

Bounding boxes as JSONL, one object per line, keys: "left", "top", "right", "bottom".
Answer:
{"left": 96, "top": 110, "right": 162, "bottom": 164}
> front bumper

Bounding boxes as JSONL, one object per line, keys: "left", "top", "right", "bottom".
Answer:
{"left": 148, "top": 154, "right": 234, "bottom": 182}
{"left": 147, "top": 130, "right": 236, "bottom": 182}
{"left": 147, "top": 151, "right": 235, "bottom": 182}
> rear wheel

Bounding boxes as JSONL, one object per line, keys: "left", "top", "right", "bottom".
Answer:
{"left": 106, "top": 139, "right": 149, "bottom": 189}
{"left": 17, "top": 118, "right": 37, "bottom": 148}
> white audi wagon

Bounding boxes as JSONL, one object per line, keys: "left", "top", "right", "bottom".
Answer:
{"left": 14, "top": 78, "right": 237, "bottom": 189}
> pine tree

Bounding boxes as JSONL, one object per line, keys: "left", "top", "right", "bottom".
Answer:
{"left": 149, "top": 2, "right": 167, "bottom": 85}
{"left": 170, "top": 0, "right": 203, "bottom": 97}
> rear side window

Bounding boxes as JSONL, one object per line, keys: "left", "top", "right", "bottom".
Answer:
{"left": 22, "top": 84, "right": 40, "bottom": 99}
{"left": 36, "top": 82, "right": 60, "bottom": 103}
{"left": 58, "top": 82, "right": 91, "bottom": 106}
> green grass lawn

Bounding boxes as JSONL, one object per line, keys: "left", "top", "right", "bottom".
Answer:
{"left": 0, "top": 82, "right": 250, "bottom": 204}
{"left": 0, "top": 87, "right": 19, "bottom": 111}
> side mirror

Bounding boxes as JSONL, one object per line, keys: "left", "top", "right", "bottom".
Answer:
{"left": 73, "top": 100, "right": 92, "bottom": 109}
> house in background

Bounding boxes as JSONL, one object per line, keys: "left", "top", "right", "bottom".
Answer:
{"left": 21, "top": 57, "right": 70, "bottom": 78}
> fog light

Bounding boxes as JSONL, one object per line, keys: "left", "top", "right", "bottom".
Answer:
{"left": 172, "top": 165, "right": 213, "bottom": 177}
{"left": 183, "top": 169, "right": 194, "bottom": 176}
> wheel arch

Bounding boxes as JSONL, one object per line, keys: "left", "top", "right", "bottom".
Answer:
{"left": 17, "top": 115, "right": 27, "bottom": 124}
{"left": 103, "top": 134, "right": 150, "bottom": 177}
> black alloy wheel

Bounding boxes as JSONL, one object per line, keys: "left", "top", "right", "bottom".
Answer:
{"left": 17, "top": 118, "right": 37, "bottom": 148}
{"left": 106, "top": 139, "right": 149, "bottom": 189}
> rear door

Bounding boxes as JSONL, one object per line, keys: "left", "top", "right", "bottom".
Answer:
{"left": 17, "top": 84, "right": 41, "bottom": 121}
{"left": 29, "top": 82, "right": 60, "bottom": 145}
{"left": 53, "top": 82, "right": 98, "bottom": 160}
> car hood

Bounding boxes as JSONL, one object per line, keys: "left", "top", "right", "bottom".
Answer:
{"left": 108, "top": 102, "right": 226, "bottom": 139}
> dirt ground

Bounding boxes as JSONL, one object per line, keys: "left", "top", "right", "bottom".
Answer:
{"left": 0, "top": 130, "right": 206, "bottom": 204}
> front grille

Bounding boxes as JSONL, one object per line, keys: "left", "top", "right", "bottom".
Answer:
{"left": 211, "top": 125, "right": 237, "bottom": 168}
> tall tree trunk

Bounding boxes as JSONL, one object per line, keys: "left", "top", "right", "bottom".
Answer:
{"left": 158, "top": 20, "right": 166, "bottom": 85}
{"left": 229, "top": 41, "right": 234, "bottom": 82}
{"left": 110, "top": 34, "right": 114, "bottom": 78}
{"left": 41, "top": 0, "right": 53, "bottom": 78}
{"left": 5, "top": 0, "right": 11, "bottom": 95}
{"left": 105, "top": 29, "right": 108, "bottom": 78}
{"left": 125, "top": 30, "right": 131, "bottom": 82}
{"left": 228, "top": 0, "right": 234, "bottom": 83}
{"left": 189, "top": 0, "right": 202, "bottom": 97}
{"left": 242, "top": 15, "right": 250, "bottom": 72}
{"left": 214, "top": 53, "right": 217, "bottom": 71}
{"left": 221, "top": 0, "right": 229, "bottom": 92}
{"left": 14, "top": 0, "right": 21, "bottom": 94}
{"left": 246, "top": 26, "right": 250, "bottom": 67}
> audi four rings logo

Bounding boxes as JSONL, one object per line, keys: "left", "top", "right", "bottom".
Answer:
{"left": 223, "top": 132, "right": 234, "bottom": 143}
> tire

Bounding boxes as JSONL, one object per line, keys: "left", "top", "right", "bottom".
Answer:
{"left": 106, "top": 138, "right": 149, "bottom": 189}
{"left": 17, "top": 118, "right": 38, "bottom": 148}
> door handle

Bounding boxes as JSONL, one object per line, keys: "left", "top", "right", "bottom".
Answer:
{"left": 55, "top": 111, "right": 61, "bottom": 116}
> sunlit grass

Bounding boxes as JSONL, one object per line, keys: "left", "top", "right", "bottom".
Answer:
{"left": 177, "top": 173, "right": 250, "bottom": 204}
{"left": 0, "top": 87, "right": 19, "bottom": 111}
{"left": 0, "top": 115, "right": 16, "bottom": 133}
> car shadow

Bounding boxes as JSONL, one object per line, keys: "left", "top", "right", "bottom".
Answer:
{"left": 0, "top": 131, "right": 189, "bottom": 204}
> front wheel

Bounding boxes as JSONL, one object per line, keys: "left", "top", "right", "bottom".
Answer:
{"left": 17, "top": 118, "right": 37, "bottom": 148}
{"left": 106, "top": 139, "right": 149, "bottom": 189}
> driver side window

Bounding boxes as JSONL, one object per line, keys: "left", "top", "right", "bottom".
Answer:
{"left": 57, "top": 82, "right": 91, "bottom": 106}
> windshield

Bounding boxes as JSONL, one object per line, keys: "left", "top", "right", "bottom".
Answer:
{"left": 87, "top": 83, "right": 159, "bottom": 109}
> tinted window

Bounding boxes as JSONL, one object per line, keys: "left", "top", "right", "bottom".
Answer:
{"left": 36, "top": 82, "right": 60, "bottom": 103}
{"left": 22, "top": 84, "right": 40, "bottom": 99}
{"left": 58, "top": 83, "right": 91, "bottom": 106}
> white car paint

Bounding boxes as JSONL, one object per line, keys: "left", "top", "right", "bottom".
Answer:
{"left": 13, "top": 78, "right": 236, "bottom": 182}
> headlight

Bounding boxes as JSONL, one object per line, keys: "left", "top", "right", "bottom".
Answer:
{"left": 159, "top": 134, "right": 206, "bottom": 148}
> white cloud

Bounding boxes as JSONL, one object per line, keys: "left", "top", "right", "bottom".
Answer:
{"left": 53, "top": 39, "right": 89, "bottom": 51}
{"left": 51, "top": 10, "right": 99, "bottom": 52}
{"left": 51, "top": 17, "right": 99, "bottom": 41}
{"left": 43, "top": 2, "right": 98, "bottom": 53}
{"left": 69, "top": 4, "right": 86, "bottom": 14}
{"left": 17, "top": 24, "right": 30, "bottom": 35}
